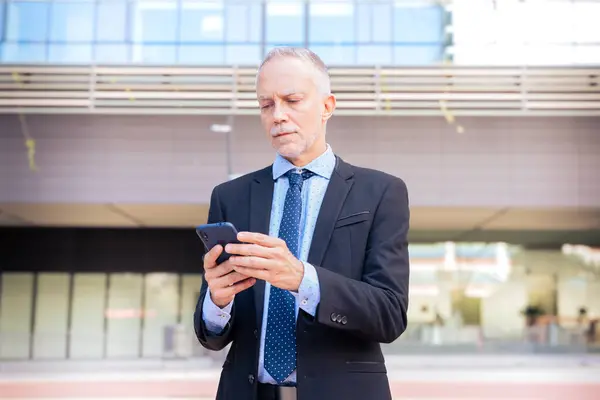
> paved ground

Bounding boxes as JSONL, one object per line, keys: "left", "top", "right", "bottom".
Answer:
{"left": 1, "top": 355, "right": 599, "bottom": 399}
{"left": 2, "top": 377, "right": 599, "bottom": 399}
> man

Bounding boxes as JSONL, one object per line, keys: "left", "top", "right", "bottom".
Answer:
{"left": 194, "top": 47, "right": 410, "bottom": 400}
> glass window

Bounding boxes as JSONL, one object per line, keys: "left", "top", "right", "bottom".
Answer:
{"left": 309, "top": 1, "right": 354, "bottom": 44}
{"left": 178, "top": 44, "right": 224, "bottom": 64}
{"left": 133, "top": 1, "right": 178, "bottom": 43}
{"left": 393, "top": 45, "right": 442, "bottom": 65}
{"left": 180, "top": 274, "right": 202, "bottom": 333}
{"left": 50, "top": 1, "right": 94, "bottom": 42}
{"left": 393, "top": 4, "right": 444, "bottom": 43}
{"left": 69, "top": 273, "right": 107, "bottom": 359}
{"left": 0, "top": 273, "right": 34, "bottom": 360}
{"left": 181, "top": 274, "right": 203, "bottom": 357}
{"left": 0, "top": 1, "right": 6, "bottom": 42}
{"left": 141, "top": 273, "right": 179, "bottom": 358}
{"left": 132, "top": 44, "right": 176, "bottom": 64}
{"left": 356, "top": 45, "right": 391, "bottom": 65}
{"left": 180, "top": 1, "right": 224, "bottom": 43}
{"left": 48, "top": 44, "right": 93, "bottom": 63}
{"left": 95, "top": 44, "right": 130, "bottom": 64}
{"left": 105, "top": 273, "right": 143, "bottom": 359}
{"left": 225, "top": 3, "right": 262, "bottom": 43}
{"left": 356, "top": 4, "right": 371, "bottom": 43}
{"left": 226, "top": 44, "right": 261, "bottom": 65}
{"left": 393, "top": 4, "right": 443, "bottom": 65}
{"left": 32, "top": 273, "right": 70, "bottom": 360}
{"left": 356, "top": 3, "right": 392, "bottom": 44}
{"left": 310, "top": 45, "right": 354, "bottom": 65}
{"left": 96, "top": 1, "right": 128, "bottom": 42}
{"left": 266, "top": 2, "right": 304, "bottom": 44}
{"left": 248, "top": 3, "right": 263, "bottom": 43}
{"left": 2, "top": 43, "right": 47, "bottom": 63}
{"left": 7, "top": 0, "right": 50, "bottom": 41}
{"left": 372, "top": 4, "right": 392, "bottom": 43}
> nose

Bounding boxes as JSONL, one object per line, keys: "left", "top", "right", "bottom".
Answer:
{"left": 272, "top": 104, "right": 288, "bottom": 123}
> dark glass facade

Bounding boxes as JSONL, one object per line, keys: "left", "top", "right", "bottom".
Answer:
{"left": 0, "top": 0, "right": 447, "bottom": 65}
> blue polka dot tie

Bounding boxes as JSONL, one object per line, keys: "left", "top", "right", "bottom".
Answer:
{"left": 264, "top": 169, "right": 315, "bottom": 384}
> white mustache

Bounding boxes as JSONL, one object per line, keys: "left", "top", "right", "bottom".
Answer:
{"left": 270, "top": 127, "right": 296, "bottom": 137}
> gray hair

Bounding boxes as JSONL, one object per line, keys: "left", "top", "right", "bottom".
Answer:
{"left": 256, "top": 47, "right": 332, "bottom": 95}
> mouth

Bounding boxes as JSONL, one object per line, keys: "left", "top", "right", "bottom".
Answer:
{"left": 273, "top": 131, "right": 295, "bottom": 138}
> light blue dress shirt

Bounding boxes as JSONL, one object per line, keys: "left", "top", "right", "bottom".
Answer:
{"left": 202, "top": 145, "right": 336, "bottom": 384}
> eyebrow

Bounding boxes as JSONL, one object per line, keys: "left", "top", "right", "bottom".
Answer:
{"left": 258, "top": 90, "right": 302, "bottom": 101}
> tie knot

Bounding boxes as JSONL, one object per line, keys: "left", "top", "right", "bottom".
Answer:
{"left": 286, "top": 169, "right": 315, "bottom": 187}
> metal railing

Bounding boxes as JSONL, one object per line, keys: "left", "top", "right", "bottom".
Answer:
{"left": 1, "top": 64, "right": 599, "bottom": 116}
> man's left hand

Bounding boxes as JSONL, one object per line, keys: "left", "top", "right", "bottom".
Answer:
{"left": 225, "top": 232, "right": 304, "bottom": 292}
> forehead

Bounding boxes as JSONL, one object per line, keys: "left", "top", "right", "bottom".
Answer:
{"left": 256, "top": 57, "right": 318, "bottom": 95}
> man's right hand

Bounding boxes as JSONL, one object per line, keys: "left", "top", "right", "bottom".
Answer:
{"left": 204, "top": 244, "right": 256, "bottom": 308}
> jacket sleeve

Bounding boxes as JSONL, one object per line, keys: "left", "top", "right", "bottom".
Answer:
{"left": 314, "top": 177, "right": 410, "bottom": 344}
{"left": 193, "top": 185, "right": 236, "bottom": 351}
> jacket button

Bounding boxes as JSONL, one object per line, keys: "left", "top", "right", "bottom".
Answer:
{"left": 253, "top": 329, "right": 258, "bottom": 338}
{"left": 336, "top": 314, "right": 343, "bottom": 323}
{"left": 248, "top": 374, "right": 255, "bottom": 384}
{"left": 330, "top": 312, "right": 337, "bottom": 322}
{"left": 341, "top": 316, "right": 348, "bottom": 325}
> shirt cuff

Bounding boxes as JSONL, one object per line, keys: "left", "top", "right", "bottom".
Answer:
{"left": 292, "top": 261, "right": 321, "bottom": 317}
{"left": 202, "top": 288, "right": 233, "bottom": 335}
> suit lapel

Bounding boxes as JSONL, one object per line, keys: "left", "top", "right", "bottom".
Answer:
{"left": 308, "top": 156, "right": 354, "bottom": 267}
{"left": 249, "top": 166, "right": 274, "bottom": 329}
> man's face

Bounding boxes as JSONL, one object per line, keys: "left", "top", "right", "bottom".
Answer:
{"left": 256, "top": 57, "right": 335, "bottom": 165}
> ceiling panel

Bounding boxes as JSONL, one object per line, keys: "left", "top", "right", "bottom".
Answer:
{"left": 113, "top": 203, "right": 210, "bottom": 227}
{"left": 409, "top": 207, "right": 501, "bottom": 230}
{"left": 486, "top": 207, "right": 600, "bottom": 230}
{"left": 1, "top": 203, "right": 599, "bottom": 247}
{"left": 454, "top": 229, "right": 600, "bottom": 247}
{"left": 0, "top": 210, "right": 29, "bottom": 226}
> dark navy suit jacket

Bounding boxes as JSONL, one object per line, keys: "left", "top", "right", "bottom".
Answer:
{"left": 194, "top": 156, "right": 410, "bottom": 400}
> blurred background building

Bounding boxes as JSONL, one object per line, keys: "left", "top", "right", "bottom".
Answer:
{"left": 0, "top": 0, "right": 599, "bottom": 366}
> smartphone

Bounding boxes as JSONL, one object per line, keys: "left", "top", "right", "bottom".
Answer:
{"left": 196, "top": 222, "right": 241, "bottom": 265}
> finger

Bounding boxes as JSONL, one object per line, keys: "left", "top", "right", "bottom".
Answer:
{"left": 215, "top": 277, "right": 256, "bottom": 298}
{"left": 205, "top": 259, "right": 234, "bottom": 281}
{"left": 230, "top": 255, "right": 278, "bottom": 270}
{"left": 212, "top": 271, "right": 249, "bottom": 290}
{"left": 232, "top": 265, "right": 271, "bottom": 281}
{"left": 203, "top": 245, "right": 223, "bottom": 269}
{"left": 225, "top": 243, "right": 271, "bottom": 258}
{"left": 237, "top": 232, "right": 285, "bottom": 248}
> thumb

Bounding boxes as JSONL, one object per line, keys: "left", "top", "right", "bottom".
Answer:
{"left": 204, "top": 244, "right": 223, "bottom": 268}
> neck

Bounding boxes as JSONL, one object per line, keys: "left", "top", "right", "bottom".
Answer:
{"left": 287, "top": 141, "right": 327, "bottom": 167}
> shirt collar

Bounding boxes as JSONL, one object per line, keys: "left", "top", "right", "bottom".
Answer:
{"left": 272, "top": 144, "right": 336, "bottom": 181}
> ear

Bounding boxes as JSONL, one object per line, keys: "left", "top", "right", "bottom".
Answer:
{"left": 322, "top": 94, "right": 336, "bottom": 122}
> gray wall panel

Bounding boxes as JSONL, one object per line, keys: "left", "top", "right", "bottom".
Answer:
{"left": 1, "top": 115, "right": 599, "bottom": 208}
